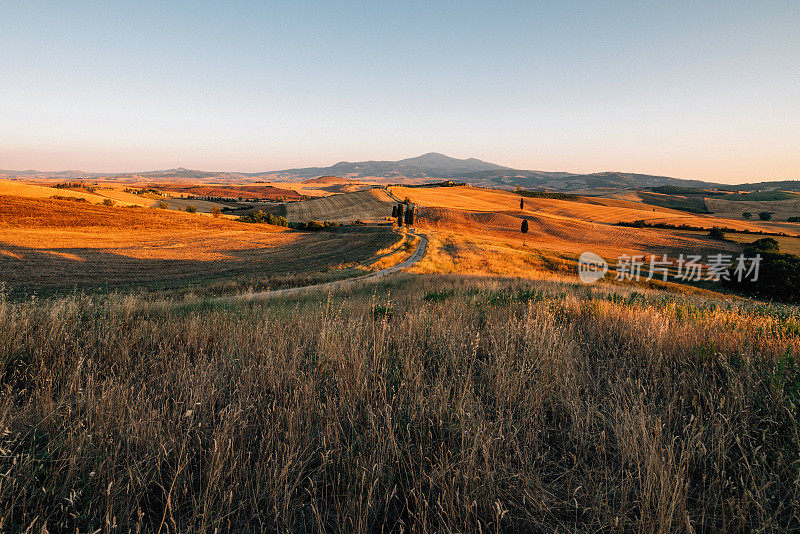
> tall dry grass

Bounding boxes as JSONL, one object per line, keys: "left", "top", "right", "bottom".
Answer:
{"left": 0, "top": 276, "right": 798, "bottom": 532}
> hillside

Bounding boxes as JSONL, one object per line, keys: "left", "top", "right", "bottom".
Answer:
{"left": 284, "top": 189, "right": 396, "bottom": 223}
{"left": 0, "top": 195, "right": 397, "bottom": 293}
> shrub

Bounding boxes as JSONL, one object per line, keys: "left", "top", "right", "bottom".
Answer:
{"left": 743, "top": 212, "right": 753, "bottom": 220}
{"left": 759, "top": 211, "right": 773, "bottom": 221}
{"left": 304, "top": 220, "right": 338, "bottom": 230}
{"left": 156, "top": 201, "right": 169, "bottom": 209}
{"left": 750, "top": 237, "right": 780, "bottom": 253}
{"left": 185, "top": 205, "right": 197, "bottom": 213}
{"left": 788, "top": 216, "right": 800, "bottom": 223}
{"left": 242, "top": 212, "right": 286, "bottom": 226}
{"left": 266, "top": 214, "right": 289, "bottom": 227}
{"left": 101, "top": 198, "right": 115, "bottom": 207}
{"left": 211, "top": 207, "right": 222, "bottom": 218}
{"left": 708, "top": 227, "right": 725, "bottom": 240}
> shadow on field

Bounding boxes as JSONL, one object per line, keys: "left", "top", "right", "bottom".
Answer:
{"left": 0, "top": 227, "right": 395, "bottom": 294}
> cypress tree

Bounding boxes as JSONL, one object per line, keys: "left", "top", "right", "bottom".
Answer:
{"left": 520, "top": 197, "right": 524, "bottom": 210}
{"left": 521, "top": 219, "right": 529, "bottom": 246}
{"left": 397, "top": 204, "right": 404, "bottom": 227}
{"left": 405, "top": 206, "right": 415, "bottom": 226}
{"left": 392, "top": 205, "right": 397, "bottom": 217}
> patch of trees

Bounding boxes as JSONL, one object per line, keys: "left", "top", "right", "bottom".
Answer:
{"left": 788, "top": 217, "right": 800, "bottom": 223}
{"left": 516, "top": 190, "right": 579, "bottom": 200}
{"left": 650, "top": 185, "right": 725, "bottom": 196}
{"left": 759, "top": 211, "right": 773, "bottom": 221}
{"left": 388, "top": 181, "right": 465, "bottom": 188}
{"left": 617, "top": 220, "right": 790, "bottom": 237}
{"left": 52, "top": 182, "right": 98, "bottom": 193}
{"left": 241, "top": 210, "right": 288, "bottom": 226}
{"left": 303, "top": 220, "right": 339, "bottom": 230}
{"left": 241, "top": 211, "right": 340, "bottom": 230}
{"left": 724, "top": 238, "right": 800, "bottom": 304}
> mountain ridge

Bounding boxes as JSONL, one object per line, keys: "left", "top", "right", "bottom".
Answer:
{"left": 2, "top": 153, "right": 798, "bottom": 191}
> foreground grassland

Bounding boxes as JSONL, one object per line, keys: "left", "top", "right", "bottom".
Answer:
{"left": 1, "top": 275, "right": 798, "bottom": 532}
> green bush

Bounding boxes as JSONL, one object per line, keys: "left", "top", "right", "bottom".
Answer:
{"left": 185, "top": 205, "right": 197, "bottom": 213}
{"left": 743, "top": 212, "right": 753, "bottom": 220}
{"left": 101, "top": 198, "right": 115, "bottom": 207}
{"left": 241, "top": 211, "right": 289, "bottom": 226}
{"left": 708, "top": 227, "right": 726, "bottom": 240}
{"left": 788, "top": 216, "right": 800, "bottom": 223}
{"left": 267, "top": 214, "right": 288, "bottom": 227}
{"left": 759, "top": 211, "right": 773, "bottom": 221}
{"left": 156, "top": 201, "right": 169, "bottom": 209}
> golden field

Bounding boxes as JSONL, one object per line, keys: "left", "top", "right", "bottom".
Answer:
{"left": 0, "top": 183, "right": 799, "bottom": 532}
{"left": 0, "top": 195, "right": 398, "bottom": 293}
{"left": 389, "top": 186, "right": 795, "bottom": 282}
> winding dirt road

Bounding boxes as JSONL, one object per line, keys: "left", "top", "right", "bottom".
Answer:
{"left": 229, "top": 230, "right": 427, "bottom": 301}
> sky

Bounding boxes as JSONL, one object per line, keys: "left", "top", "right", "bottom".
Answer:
{"left": 1, "top": 1, "right": 799, "bottom": 183}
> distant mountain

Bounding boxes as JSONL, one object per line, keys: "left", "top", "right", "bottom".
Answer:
{"left": 257, "top": 153, "right": 511, "bottom": 182}
{"left": 396, "top": 153, "right": 510, "bottom": 173}
{"left": 2, "top": 154, "right": 797, "bottom": 192}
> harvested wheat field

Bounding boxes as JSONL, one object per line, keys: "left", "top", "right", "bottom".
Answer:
{"left": 0, "top": 195, "right": 398, "bottom": 292}
{"left": 395, "top": 186, "right": 750, "bottom": 279}
{"left": 393, "top": 185, "right": 799, "bottom": 235}
{"left": 285, "top": 188, "right": 395, "bottom": 222}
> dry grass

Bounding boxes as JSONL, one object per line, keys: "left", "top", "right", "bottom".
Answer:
{"left": 0, "top": 275, "right": 798, "bottom": 532}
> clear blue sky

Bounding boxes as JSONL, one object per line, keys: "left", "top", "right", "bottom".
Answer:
{"left": 1, "top": 1, "right": 798, "bottom": 182}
